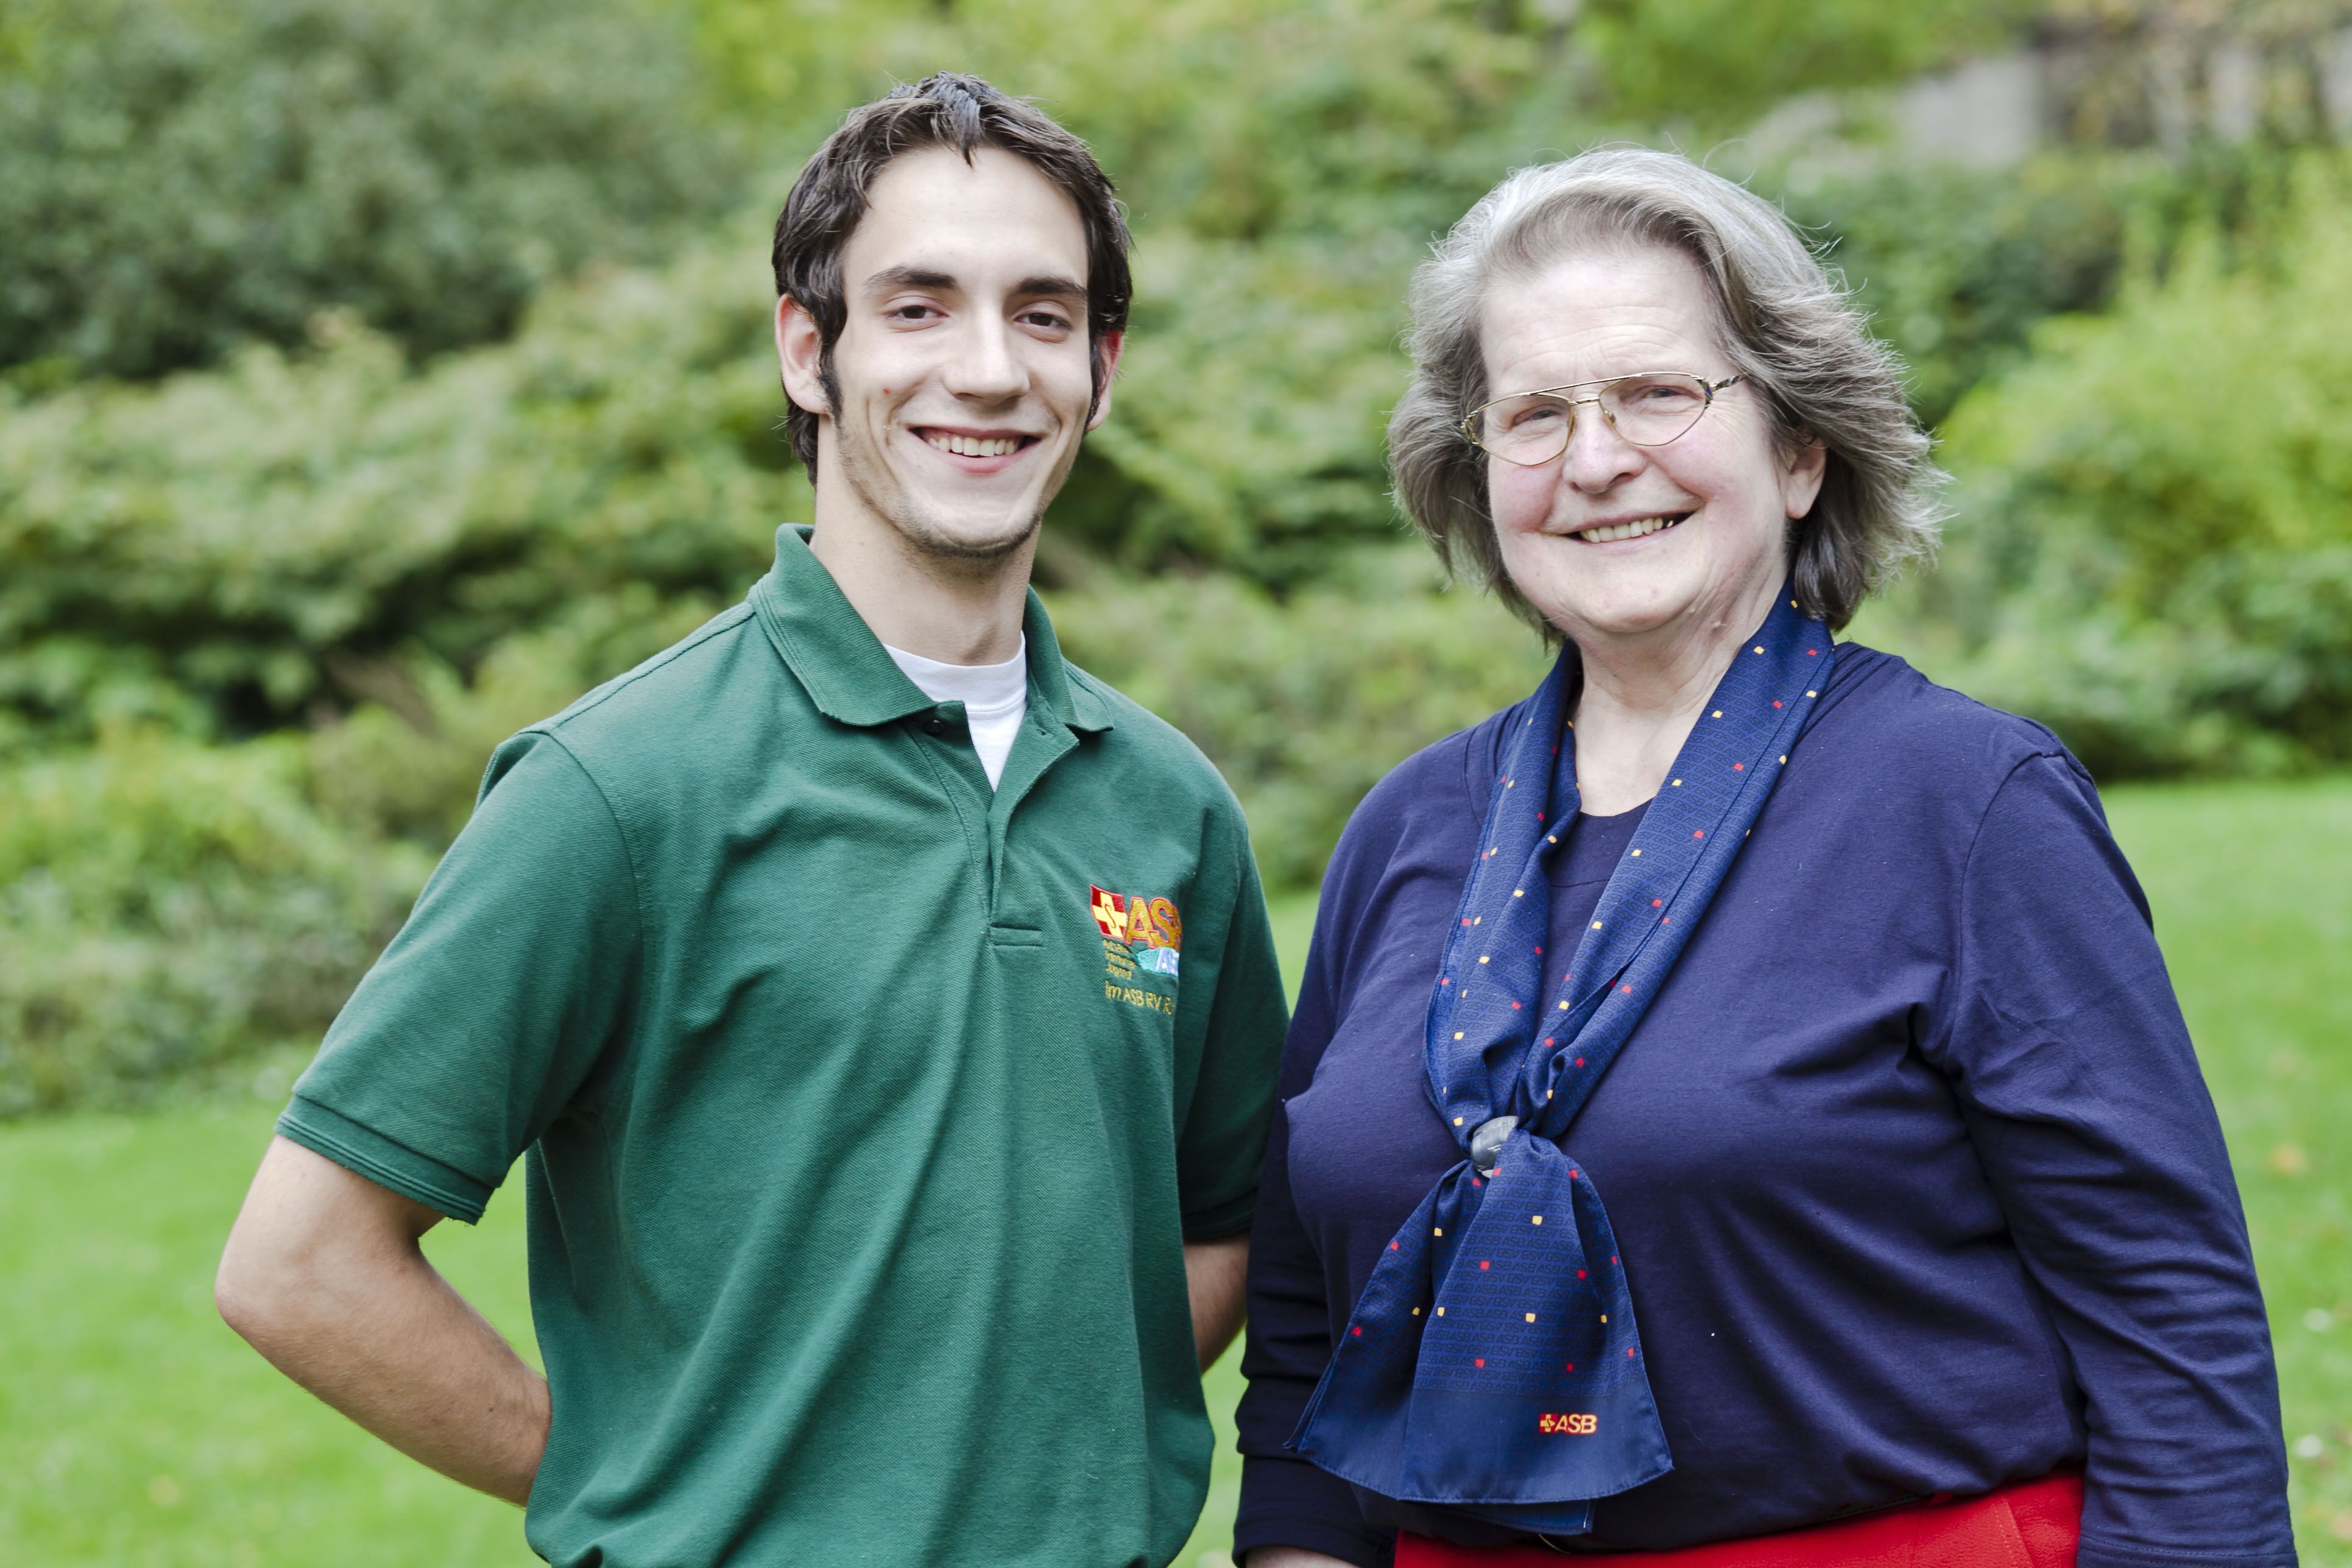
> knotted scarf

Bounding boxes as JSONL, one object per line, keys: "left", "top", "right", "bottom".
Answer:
{"left": 1290, "top": 588, "right": 1836, "bottom": 1535}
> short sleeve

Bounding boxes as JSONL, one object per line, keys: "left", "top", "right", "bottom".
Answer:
{"left": 1934, "top": 752, "right": 2295, "bottom": 1567}
{"left": 277, "top": 730, "right": 642, "bottom": 1223}
{"left": 1173, "top": 816, "right": 1289, "bottom": 1238}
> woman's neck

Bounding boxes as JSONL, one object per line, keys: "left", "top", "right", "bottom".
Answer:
{"left": 1567, "top": 584, "right": 1779, "bottom": 816}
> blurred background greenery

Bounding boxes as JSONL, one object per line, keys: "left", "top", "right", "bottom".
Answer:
{"left": 1, "top": 0, "right": 2348, "bottom": 1561}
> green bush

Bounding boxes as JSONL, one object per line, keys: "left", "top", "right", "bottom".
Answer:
{"left": 0, "top": 730, "right": 432, "bottom": 1115}
{"left": 1781, "top": 144, "right": 2326, "bottom": 426}
{"left": 1858, "top": 158, "right": 2352, "bottom": 778}
{"left": 0, "top": 0, "right": 738, "bottom": 380}
{"left": 300, "top": 590, "right": 737, "bottom": 848}
{"left": 0, "top": 187, "right": 1428, "bottom": 746}
{"left": 1058, "top": 229, "right": 1414, "bottom": 587}
{"left": 1577, "top": 0, "right": 2032, "bottom": 135}
{"left": 11, "top": 8, "right": 2311, "bottom": 753}
{"left": 0, "top": 588, "right": 742, "bottom": 1117}
{"left": 0, "top": 229, "right": 793, "bottom": 743}
{"left": 689, "top": 0, "right": 1561, "bottom": 244}
{"left": 12, "top": 0, "right": 2351, "bottom": 1115}
{"left": 685, "top": 0, "right": 2030, "bottom": 207}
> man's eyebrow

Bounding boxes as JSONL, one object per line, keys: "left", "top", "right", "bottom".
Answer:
{"left": 864, "top": 266, "right": 958, "bottom": 294}
{"left": 1012, "top": 274, "right": 1087, "bottom": 302}
{"left": 860, "top": 267, "right": 1084, "bottom": 303}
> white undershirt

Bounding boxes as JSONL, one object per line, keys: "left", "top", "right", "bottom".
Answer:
{"left": 885, "top": 637, "right": 1029, "bottom": 789}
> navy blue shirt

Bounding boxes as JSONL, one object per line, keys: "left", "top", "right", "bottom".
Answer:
{"left": 1235, "top": 647, "right": 2294, "bottom": 1568}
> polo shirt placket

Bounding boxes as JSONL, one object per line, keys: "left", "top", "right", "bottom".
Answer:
{"left": 762, "top": 546, "right": 1100, "bottom": 943}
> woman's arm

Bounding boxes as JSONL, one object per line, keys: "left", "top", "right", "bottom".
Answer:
{"left": 1231, "top": 863, "right": 1394, "bottom": 1568}
{"left": 1936, "top": 754, "right": 2293, "bottom": 1567}
{"left": 1232, "top": 1090, "right": 1387, "bottom": 1566}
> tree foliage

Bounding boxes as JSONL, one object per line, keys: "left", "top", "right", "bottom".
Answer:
{"left": 1576, "top": 0, "right": 2034, "bottom": 134}
{"left": 1859, "top": 157, "right": 2352, "bottom": 777}
{"left": 1793, "top": 141, "right": 2330, "bottom": 425}
{"left": 0, "top": 231, "right": 789, "bottom": 744}
{"left": 0, "top": 0, "right": 738, "bottom": 380}
{"left": 5, "top": 0, "right": 2348, "bottom": 1111}
{"left": 0, "top": 729, "right": 429, "bottom": 1115}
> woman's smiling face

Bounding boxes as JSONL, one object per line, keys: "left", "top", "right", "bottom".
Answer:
{"left": 1478, "top": 245, "right": 1824, "bottom": 650}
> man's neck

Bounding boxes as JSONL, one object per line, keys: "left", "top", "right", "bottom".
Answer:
{"left": 806, "top": 499, "right": 1034, "bottom": 667}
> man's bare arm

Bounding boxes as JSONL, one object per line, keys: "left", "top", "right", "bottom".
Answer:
{"left": 1184, "top": 1231, "right": 1251, "bottom": 1370}
{"left": 1195, "top": 1234, "right": 1353, "bottom": 1565}
{"left": 215, "top": 1136, "right": 549, "bottom": 1505}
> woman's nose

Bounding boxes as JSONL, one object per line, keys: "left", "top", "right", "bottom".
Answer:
{"left": 1560, "top": 401, "right": 1644, "bottom": 492}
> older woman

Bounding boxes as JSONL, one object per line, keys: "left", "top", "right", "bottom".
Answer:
{"left": 1233, "top": 149, "right": 2294, "bottom": 1568}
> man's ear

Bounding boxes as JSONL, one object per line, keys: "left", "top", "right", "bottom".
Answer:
{"left": 1084, "top": 329, "right": 1126, "bottom": 433}
{"left": 775, "top": 296, "right": 831, "bottom": 417}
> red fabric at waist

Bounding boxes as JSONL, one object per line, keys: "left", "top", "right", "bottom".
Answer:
{"left": 1396, "top": 1472, "right": 2082, "bottom": 1568}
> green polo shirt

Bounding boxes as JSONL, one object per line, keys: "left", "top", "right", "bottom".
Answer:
{"left": 278, "top": 526, "right": 1287, "bottom": 1568}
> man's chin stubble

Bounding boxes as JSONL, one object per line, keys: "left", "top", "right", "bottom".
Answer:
{"left": 835, "top": 432, "right": 1050, "bottom": 567}
{"left": 887, "top": 503, "right": 1042, "bottom": 564}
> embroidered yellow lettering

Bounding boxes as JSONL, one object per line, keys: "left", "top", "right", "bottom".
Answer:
{"left": 1104, "top": 983, "right": 1176, "bottom": 1015}
{"left": 1536, "top": 1413, "right": 1599, "bottom": 1435}
{"left": 1125, "top": 896, "right": 1161, "bottom": 948}
{"left": 1148, "top": 897, "right": 1182, "bottom": 952}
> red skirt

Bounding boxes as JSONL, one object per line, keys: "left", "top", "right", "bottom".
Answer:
{"left": 1396, "top": 1472, "right": 2082, "bottom": 1568}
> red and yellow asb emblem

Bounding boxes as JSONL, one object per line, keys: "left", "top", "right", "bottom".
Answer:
{"left": 1091, "top": 885, "right": 1183, "bottom": 978}
{"left": 1090, "top": 885, "right": 1131, "bottom": 942}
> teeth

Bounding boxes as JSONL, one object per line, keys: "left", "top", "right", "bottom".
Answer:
{"left": 1580, "top": 514, "right": 1684, "bottom": 543}
{"left": 925, "top": 432, "right": 1023, "bottom": 457}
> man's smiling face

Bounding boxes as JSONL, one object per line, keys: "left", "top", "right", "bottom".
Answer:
{"left": 791, "top": 146, "right": 1114, "bottom": 563}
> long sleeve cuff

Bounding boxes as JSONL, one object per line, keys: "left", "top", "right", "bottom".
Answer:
{"left": 1233, "top": 1453, "right": 1393, "bottom": 1567}
{"left": 2076, "top": 1534, "right": 2298, "bottom": 1568}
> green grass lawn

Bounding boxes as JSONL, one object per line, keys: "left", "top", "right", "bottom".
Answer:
{"left": 2, "top": 781, "right": 2345, "bottom": 1565}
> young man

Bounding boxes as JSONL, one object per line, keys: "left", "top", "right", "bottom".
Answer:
{"left": 216, "top": 74, "right": 1287, "bottom": 1567}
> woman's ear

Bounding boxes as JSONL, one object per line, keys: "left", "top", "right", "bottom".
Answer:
{"left": 1782, "top": 431, "right": 1828, "bottom": 520}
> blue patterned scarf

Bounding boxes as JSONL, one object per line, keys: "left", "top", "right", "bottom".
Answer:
{"left": 1290, "top": 588, "right": 1835, "bottom": 1535}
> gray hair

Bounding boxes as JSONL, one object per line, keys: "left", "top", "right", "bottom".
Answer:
{"left": 1388, "top": 146, "right": 1943, "bottom": 632}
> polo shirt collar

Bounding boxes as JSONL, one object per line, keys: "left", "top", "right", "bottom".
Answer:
{"left": 752, "top": 525, "right": 1114, "bottom": 735}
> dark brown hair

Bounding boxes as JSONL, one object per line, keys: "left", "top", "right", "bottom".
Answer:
{"left": 771, "top": 72, "right": 1133, "bottom": 476}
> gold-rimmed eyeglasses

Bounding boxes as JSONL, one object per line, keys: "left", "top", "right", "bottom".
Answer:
{"left": 1460, "top": 371, "right": 1745, "bottom": 466}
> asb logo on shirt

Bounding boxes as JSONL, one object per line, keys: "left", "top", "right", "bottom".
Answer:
{"left": 1092, "top": 885, "right": 1182, "bottom": 1014}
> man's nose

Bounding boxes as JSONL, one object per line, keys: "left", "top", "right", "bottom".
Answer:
{"left": 942, "top": 316, "right": 1028, "bottom": 401}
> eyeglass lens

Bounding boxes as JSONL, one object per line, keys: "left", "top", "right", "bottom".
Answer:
{"left": 1473, "top": 373, "right": 1712, "bottom": 463}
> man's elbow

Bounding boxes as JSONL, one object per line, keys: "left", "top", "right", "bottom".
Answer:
{"left": 216, "top": 1150, "right": 358, "bottom": 1351}
{"left": 215, "top": 1220, "right": 310, "bottom": 1349}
